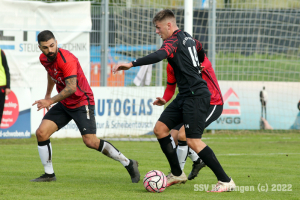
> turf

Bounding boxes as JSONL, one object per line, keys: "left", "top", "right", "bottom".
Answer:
{"left": 0, "top": 132, "right": 299, "bottom": 200}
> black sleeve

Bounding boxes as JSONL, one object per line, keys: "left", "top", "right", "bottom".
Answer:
{"left": 1, "top": 50, "right": 10, "bottom": 88}
{"left": 197, "top": 48, "right": 205, "bottom": 63}
{"left": 132, "top": 50, "right": 168, "bottom": 67}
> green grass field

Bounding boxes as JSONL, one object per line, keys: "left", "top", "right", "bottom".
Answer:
{"left": 1, "top": 132, "right": 299, "bottom": 199}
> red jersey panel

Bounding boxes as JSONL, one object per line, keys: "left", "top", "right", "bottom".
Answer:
{"left": 40, "top": 48, "right": 95, "bottom": 109}
{"left": 201, "top": 56, "right": 223, "bottom": 105}
{"left": 165, "top": 55, "right": 223, "bottom": 105}
{"left": 167, "top": 63, "right": 176, "bottom": 85}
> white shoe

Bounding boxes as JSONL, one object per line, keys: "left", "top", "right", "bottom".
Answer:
{"left": 166, "top": 171, "right": 187, "bottom": 187}
{"left": 208, "top": 178, "right": 236, "bottom": 192}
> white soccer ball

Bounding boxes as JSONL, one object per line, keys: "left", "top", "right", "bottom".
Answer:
{"left": 143, "top": 170, "right": 167, "bottom": 193}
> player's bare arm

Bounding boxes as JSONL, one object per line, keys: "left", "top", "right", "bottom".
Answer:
{"left": 45, "top": 74, "right": 55, "bottom": 99}
{"left": 153, "top": 97, "right": 167, "bottom": 106}
{"left": 33, "top": 77, "right": 77, "bottom": 111}
{"left": 113, "top": 62, "right": 133, "bottom": 73}
{"left": 41, "top": 74, "right": 56, "bottom": 111}
{"left": 50, "top": 77, "right": 77, "bottom": 103}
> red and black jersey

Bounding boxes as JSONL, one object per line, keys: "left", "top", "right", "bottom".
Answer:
{"left": 163, "top": 55, "right": 223, "bottom": 105}
{"left": 40, "top": 48, "right": 95, "bottom": 109}
{"left": 159, "top": 30, "right": 210, "bottom": 98}
{"left": 131, "top": 29, "right": 209, "bottom": 98}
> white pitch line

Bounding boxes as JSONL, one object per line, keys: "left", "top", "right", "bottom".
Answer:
{"left": 217, "top": 153, "right": 300, "bottom": 156}
{"left": 104, "top": 137, "right": 299, "bottom": 141}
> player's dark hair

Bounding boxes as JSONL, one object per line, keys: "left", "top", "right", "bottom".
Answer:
{"left": 153, "top": 9, "right": 175, "bottom": 24}
{"left": 38, "top": 30, "right": 55, "bottom": 44}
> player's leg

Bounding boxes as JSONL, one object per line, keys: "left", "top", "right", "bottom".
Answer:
{"left": 261, "top": 104, "right": 263, "bottom": 118}
{"left": 170, "top": 129, "right": 179, "bottom": 146}
{"left": 170, "top": 123, "right": 189, "bottom": 170}
{"left": 185, "top": 97, "right": 235, "bottom": 192}
{"left": 31, "top": 102, "right": 72, "bottom": 182}
{"left": 155, "top": 98, "right": 187, "bottom": 186}
{"left": 177, "top": 126, "right": 205, "bottom": 181}
{"left": 264, "top": 102, "right": 267, "bottom": 120}
{"left": 187, "top": 104, "right": 224, "bottom": 180}
{"left": 73, "top": 105, "right": 140, "bottom": 183}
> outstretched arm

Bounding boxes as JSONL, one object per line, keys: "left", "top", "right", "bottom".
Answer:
{"left": 113, "top": 50, "right": 168, "bottom": 73}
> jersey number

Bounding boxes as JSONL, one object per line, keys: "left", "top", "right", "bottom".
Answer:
{"left": 188, "top": 46, "right": 200, "bottom": 67}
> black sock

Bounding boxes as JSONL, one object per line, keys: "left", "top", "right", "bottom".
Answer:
{"left": 178, "top": 140, "right": 187, "bottom": 146}
{"left": 193, "top": 157, "right": 201, "bottom": 164}
{"left": 158, "top": 134, "right": 182, "bottom": 176}
{"left": 198, "top": 146, "right": 230, "bottom": 182}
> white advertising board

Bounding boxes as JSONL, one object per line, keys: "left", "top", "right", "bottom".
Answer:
{"left": 208, "top": 81, "right": 300, "bottom": 130}
{"left": 31, "top": 87, "right": 165, "bottom": 138}
{"left": 0, "top": 87, "right": 31, "bottom": 138}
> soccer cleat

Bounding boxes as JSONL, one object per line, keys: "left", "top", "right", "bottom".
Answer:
{"left": 208, "top": 178, "right": 236, "bottom": 192}
{"left": 188, "top": 158, "right": 206, "bottom": 180}
{"left": 30, "top": 173, "right": 56, "bottom": 182}
{"left": 125, "top": 159, "right": 140, "bottom": 183}
{"left": 166, "top": 171, "right": 187, "bottom": 187}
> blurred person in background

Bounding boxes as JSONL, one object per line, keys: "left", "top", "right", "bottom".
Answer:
{"left": 260, "top": 86, "right": 268, "bottom": 119}
{"left": 0, "top": 48, "right": 11, "bottom": 125}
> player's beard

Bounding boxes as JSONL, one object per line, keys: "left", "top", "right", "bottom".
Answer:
{"left": 46, "top": 48, "right": 58, "bottom": 61}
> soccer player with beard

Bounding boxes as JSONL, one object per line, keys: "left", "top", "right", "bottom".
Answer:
{"left": 163, "top": 55, "right": 223, "bottom": 181}
{"left": 113, "top": 9, "right": 235, "bottom": 192}
{"left": 31, "top": 30, "right": 140, "bottom": 183}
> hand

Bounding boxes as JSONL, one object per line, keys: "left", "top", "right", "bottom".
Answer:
{"left": 112, "top": 62, "right": 133, "bottom": 74}
{"left": 5, "top": 88, "right": 11, "bottom": 96}
{"left": 153, "top": 97, "right": 166, "bottom": 106}
{"left": 200, "top": 63, "right": 205, "bottom": 72}
{"left": 44, "top": 95, "right": 52, "bottom": 111}
{"left": 32, "top": 99, "right": 53, "bottom": 111}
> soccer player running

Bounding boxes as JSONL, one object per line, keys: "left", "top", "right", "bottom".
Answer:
{"left": 31, "top": 30, "right": 140, "bottom": 183}
{"left": 163, "top": 55, "right": 223, "bottom": 181}
{"left": 113, "top": 10, "right": 235, "bottom": 192}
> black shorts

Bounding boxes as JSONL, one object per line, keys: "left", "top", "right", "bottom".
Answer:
{"left": 43, "top": 102, "right": 96, "bottom": 135}
{"left": 172, "top": 105, "right": 223, "bottom": 131}
{"left": 158, "top": 95, "right": 210, "bottom": 139}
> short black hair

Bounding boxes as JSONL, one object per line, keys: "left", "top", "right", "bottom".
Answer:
{"left": 152, "top": 9, "right": 175, "bottom": 24}
{"left": 38, "top": 30, "right": 55, "bottom": 44}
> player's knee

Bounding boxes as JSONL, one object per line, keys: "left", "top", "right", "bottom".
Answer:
{"left": 35, "top": 128, "right": 47, "bottom": 141}
{"left": 153, "top": 126, "right": 162, "bottom": 137}
{"left": 83, "top": 137, "right": 98, "bottom": 149}
{"left": 153, "top": 127, "right": 169, "bottom": 139}
{"left": 83, "top": 138, "right": 93, "bottom": 148}
{"left": 178, "top": 131, "right": 186, "bottom": 141}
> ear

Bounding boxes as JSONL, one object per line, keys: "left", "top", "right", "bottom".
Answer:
{"left": 167, "top": 22, "right": 172, "bottom": 30}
